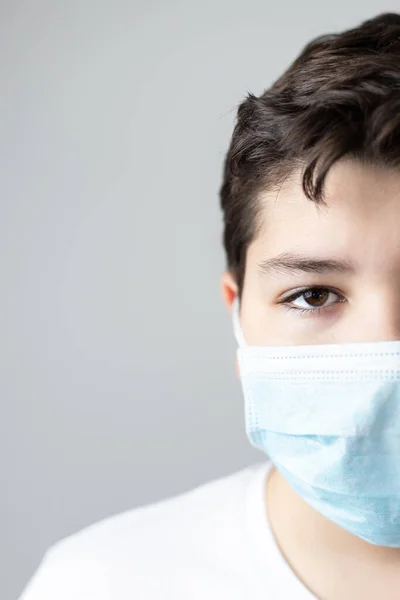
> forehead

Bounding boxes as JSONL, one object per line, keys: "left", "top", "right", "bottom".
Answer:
{"left": 250, "top": 159, "right": 400, "bottom": 266}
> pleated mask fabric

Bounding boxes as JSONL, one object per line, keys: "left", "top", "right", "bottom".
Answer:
{"left": 233, "top": 298, "right": 400, "bottom": 546}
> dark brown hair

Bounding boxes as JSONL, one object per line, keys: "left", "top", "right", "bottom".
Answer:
{"left": 220, "top": 13, "right": 400, "bottom": 293}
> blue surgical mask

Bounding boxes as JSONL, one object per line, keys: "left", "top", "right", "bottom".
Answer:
{"left": 233, "top": 298, "right": 400, "bottom": 547}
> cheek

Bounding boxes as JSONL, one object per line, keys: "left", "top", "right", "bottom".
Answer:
{"left": 239, "top": 281, "right": 310, "bottom": 346}
{"left": 240, "top": 292, "right": 277, "bottom": 345}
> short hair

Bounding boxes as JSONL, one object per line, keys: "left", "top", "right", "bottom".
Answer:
{"left": 220, "top": 13, "right": 400, "bottom": 293}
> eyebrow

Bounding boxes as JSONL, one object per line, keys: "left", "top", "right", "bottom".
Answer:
{"left": 258, "top": 252, "right": 356, "bottom": 277}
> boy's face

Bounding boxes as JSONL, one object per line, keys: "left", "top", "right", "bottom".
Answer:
{"left": 222, "top": 158, "right": 400, "bottom": 346}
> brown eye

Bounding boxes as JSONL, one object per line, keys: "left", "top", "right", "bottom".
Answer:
{"left": 282, "top": 287, "right": 343, "bottom": 313}
{"left": 302, "top": 288, "right": 330, "bottom": 307}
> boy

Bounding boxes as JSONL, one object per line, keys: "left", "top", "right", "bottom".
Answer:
{"left": 20, "top": 12, "right": 400, "bottom": 600}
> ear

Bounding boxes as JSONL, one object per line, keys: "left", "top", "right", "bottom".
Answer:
{"left": 221, "top": 272, "right": 241, "bottom": 379}
{"left": 221, "top": 271, "right": 238, "bottom": 312}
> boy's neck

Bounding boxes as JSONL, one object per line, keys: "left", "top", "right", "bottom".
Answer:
{"left": 266, "top": 466, "right": 400, "bottom": 600}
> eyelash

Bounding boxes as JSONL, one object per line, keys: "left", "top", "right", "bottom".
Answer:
{"left": 278, "top": 286, "right": 346, "bottom": 317}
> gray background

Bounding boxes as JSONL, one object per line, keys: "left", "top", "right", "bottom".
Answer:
{"left": 2, "top": 1, "right": 398, "bottom": 598}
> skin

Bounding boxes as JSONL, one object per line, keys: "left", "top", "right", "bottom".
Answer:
{"left": 221, "top": 157, "right": 400, "bottom": 600}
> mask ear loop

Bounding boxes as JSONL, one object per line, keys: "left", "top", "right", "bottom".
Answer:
{"left": 232, "top": 296, "right": 248, "bottom": 348}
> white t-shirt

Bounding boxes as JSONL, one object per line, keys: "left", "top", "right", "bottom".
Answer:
{"left": 19, "top": 461, "right": 316, "bottom": 599}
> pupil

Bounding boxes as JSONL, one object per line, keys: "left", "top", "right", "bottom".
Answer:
{"left": 305, "top": 289, "right": 328, "bottom": 307}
